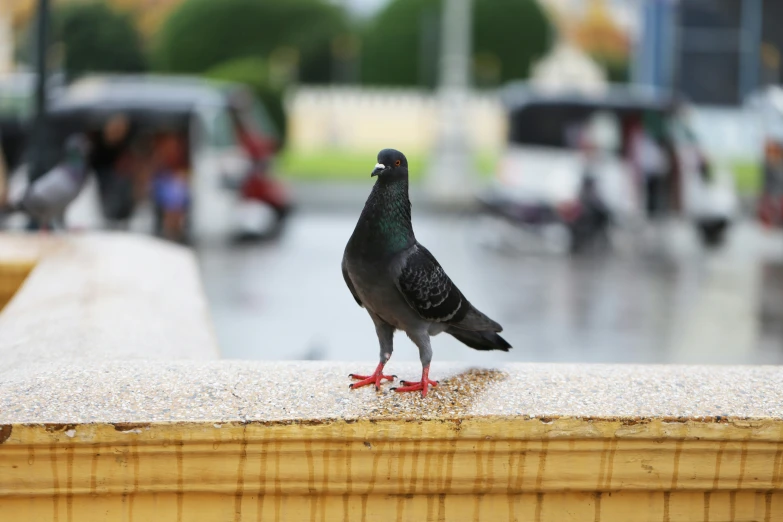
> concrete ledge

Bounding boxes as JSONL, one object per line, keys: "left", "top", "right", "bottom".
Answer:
{"left": 1, "top": 361, "right": 782, "bottom": 423}
{"left": 2, "top": 362, "right": 783, "bottom": 520}
{"left": 1, "top": 233, "right": 782, "bottom": 521}
{"left": 0, "top": 233, "right": 219, "bottom": 376}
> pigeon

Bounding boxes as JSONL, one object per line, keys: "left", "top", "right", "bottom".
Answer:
{"left": 14, "top": 134, "right": 92, "bottom": 231}
{"left": 342, "top": 148, "right": 511, "bottom": 397}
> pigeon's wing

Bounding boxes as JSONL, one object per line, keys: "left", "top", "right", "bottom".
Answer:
{"left": 395, "top": 244, "right": 466, "bottom": 323}
{"left": 341, "top": 259, "right": 363, "bottom": 307}
{"left": 25, "top": 168, "right": 78, "bottom": 210}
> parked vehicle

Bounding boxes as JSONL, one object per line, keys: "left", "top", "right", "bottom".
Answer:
{"left": 481, "top": 85, "right": 738, "bottom": 250}
{"left": 8, "top": 74, "right": 289, "bottom": 241}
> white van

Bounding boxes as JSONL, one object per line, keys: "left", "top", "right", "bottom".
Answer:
{"left": 6, "top": 75, "right": 286, "bottom": 241}
{"left": 483, "top": 85, "right": 738, "bottom": 248}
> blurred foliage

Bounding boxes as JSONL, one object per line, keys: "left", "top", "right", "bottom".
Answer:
{"left": 204, "top": 57, "right": 287, "bottom": 145}
{"left": 472, "top": 0, "right": 553, "bottom": 86}
{"left": 593, "top": 55, "right": 630, "bottom": 83}
{"left": 152, "top": 0, "right": 351, "bottom": 84}
{"left": 360, "top": 0, "right": 438, "bottom": 88}
{"left": 361, "top": 0, "right": 553, "bottom": 88}
{"left": 18, "top": 2, "right": 146, "bottom": 76}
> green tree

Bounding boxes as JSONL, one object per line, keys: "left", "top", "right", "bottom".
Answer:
{"left": 361, "top": 0, "right": 553, "bottom": 88}
{"left": 55, "top": 3, "right": 146, "bottom": 76}
{"left": 593, "top": 56, "right": 630, "bottom": 83}
{"left": 204, "top": 57, "right": 286, "bottom": 144}
{"left": 153, "top": 0, "right": 351, "bottom": 84}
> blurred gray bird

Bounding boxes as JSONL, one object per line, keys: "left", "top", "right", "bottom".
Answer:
{"left": 342, "top": 148, "right": 511, "bottom": 397}
{"left": 16, "top": 134, "right": 92, "bottom": 231}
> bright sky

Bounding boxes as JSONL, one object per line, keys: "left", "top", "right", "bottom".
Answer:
{"left": 340, "top": 0, "right": 642, "bottom": 37}
{"left": 336, "top": 0, "right": 390, "bottom": 18}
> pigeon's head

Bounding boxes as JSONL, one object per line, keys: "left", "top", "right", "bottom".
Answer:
{"left": 64, "top": 134, "right": 92, "bottom": 161}
{"left": 371, "top": 149, "right": 408, "bottom": 177}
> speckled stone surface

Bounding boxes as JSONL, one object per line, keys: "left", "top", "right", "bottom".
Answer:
{"left": 1, "top": 360, "right": 782, "bottom": 424}
{"left": 0, "top": 233, "right": 219, "bottom": 376}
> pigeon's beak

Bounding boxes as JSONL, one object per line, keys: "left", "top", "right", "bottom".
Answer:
{"left": 371, "top": 163, "right": 385, "bottom": 177}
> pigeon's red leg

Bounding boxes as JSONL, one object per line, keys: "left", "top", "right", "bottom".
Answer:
{"left": 349, "top": 362, "right": 396, "bottom": 391}
{"left": 393, "top": 366, "right": 438, "bottom": 398}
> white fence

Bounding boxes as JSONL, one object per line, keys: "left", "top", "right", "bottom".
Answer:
{"left": 285, "top": 87, "right": 507, "bottom": 153}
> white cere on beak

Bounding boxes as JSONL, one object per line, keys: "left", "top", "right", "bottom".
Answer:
{"left": 375, "top": 163, "right": 385, "bottom": 170}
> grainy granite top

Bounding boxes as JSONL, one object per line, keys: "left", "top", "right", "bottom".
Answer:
{"left": 1, "top": 361, "right": 781, "bottom": 424}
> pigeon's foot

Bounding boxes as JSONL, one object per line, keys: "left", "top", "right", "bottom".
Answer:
{"left": 392, "top": 366, "right": 438, "bottom": 398}
{"left": 349, "top": 362, "right": 396, "bottom": 391}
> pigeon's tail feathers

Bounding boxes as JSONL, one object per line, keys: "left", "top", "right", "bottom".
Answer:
{"left": 452, "top": 304, "right": 503, "bottom": 332}
{"left": 446, "top": 326, "right": 512, "bottom": 352}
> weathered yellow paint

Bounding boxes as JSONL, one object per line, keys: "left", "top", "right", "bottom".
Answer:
{"left": 0, "top": 260, "right": 34, "bottom": 311}
{"left": 0, "top": 233, "right": 49, "bottom": 311}
{"left": 1, "top": 492, "right": 780, "bottom": 522}
{"left": 2, "top": 418, "right": 783, "bottom": 521}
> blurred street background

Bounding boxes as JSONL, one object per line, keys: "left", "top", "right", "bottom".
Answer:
{"left": 1, "top": 0, "right": 783, "bottom": 365}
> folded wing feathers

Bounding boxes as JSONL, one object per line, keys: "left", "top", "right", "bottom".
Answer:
{"left": 398, "top": 247, "right": 464, "bottom": 322}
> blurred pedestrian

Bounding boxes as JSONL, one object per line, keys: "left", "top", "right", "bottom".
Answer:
{"left": 571, "top": 127, "right": 611, "bottom": 252}
{"left": 759, "top": 140, "right": 783, "bottom": 227}
{"left": 88, "top": 113, "right": 137, "bottom": 229}
{"left": 151, "top": 132, "right": 190, "bottom": 242}
{"left": 630, "top": 115, "right": 670, "bottom": 219}
{"left": 231, "top": 111, "right": 292, "bottom": 231}
{"left": 153, "top": 169, "right": 189, "bottom": 242}
{"left": 0, "top": 130, "right": 7, "bottom": 209}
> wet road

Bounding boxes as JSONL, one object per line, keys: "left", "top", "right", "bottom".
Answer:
{"left": 8, "top": 170, "right": 781, "bottom": 365}
{"left": 196, "top": 210, "right": 783, "bottom": 366}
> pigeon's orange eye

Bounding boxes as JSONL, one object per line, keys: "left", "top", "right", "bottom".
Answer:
{"left": 395, "top": 160, "right": 401, "bottom": 166}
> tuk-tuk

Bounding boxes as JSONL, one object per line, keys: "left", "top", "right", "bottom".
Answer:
{"left": 482, "top": 84, "right": 738, "bottom": 250}
{"left": 29, "top": 74, "right": 288, "bottom": 241}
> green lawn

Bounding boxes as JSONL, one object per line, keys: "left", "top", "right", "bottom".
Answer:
{"left": 278, "top": 149, "right": 761, "bottom": 196}
{"left": 278, "top": 149, "right": 499, "bottom": 182}
{"left": 729, "top": 160, "right": 761, "bottom": 195}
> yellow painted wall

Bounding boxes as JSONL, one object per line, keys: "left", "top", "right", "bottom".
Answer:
{"left": 2, "top": 419, "right": 783, "bottom": 521}
{"left": 2, "top": 491, "right": 780, "bottom": 522}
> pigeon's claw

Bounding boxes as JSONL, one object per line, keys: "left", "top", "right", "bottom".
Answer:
{"left": 349, "top": 363, "right": 395, "bottom": 391}
{"left": 399, "top": 379, "right": 439, "bottom": 387}
{"left": 392, "top": 366, "right": 438, "bottom": 398}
